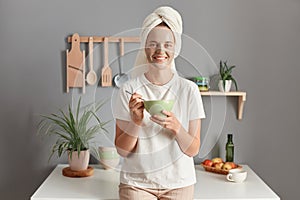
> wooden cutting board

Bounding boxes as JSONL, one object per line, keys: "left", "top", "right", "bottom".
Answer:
{"left": 66, "top": 33, "right": 85, "bottom": 93}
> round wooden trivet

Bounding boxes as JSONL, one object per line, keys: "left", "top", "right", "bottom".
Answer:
{"left": 62, "top": 166, "right": 94, "bottom": 178}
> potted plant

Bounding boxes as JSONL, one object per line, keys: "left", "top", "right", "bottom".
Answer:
{"left": 218, "top": 60, "right": 239, "bottom": 92}
{"left": 38, "top": 98, "right": 109, "bottom": 171}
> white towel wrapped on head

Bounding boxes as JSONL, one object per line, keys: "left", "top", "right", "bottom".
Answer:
{"left": 132, "top": 6, "right": 183, "bottom": 78}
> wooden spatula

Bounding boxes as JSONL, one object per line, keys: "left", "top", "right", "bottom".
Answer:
{"left": 101, "top": 37, "right": 112, "bottom": 87}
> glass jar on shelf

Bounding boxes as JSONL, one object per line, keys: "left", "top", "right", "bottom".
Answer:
{"left": 194, "top": 76, "right": 210, "bottom": 92}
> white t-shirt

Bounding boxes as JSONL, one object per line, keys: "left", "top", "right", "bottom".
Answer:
{"left": 113, "top": 73, "right": 205, "bottom": 189}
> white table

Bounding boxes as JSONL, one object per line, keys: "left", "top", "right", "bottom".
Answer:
{"left": 31, "top": 164, "right": 280, "bottom": 200}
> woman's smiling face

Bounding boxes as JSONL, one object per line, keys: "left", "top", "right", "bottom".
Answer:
{"left": 145, "top": 25, "right": 175, "bottom": 69}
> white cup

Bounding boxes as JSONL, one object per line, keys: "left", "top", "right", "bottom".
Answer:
{"left": 226, "top": 168, "right": 247, "bottom": 183}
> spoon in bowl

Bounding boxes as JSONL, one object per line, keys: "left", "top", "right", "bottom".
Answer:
{"left": 125, "top": 90, "right": 145, "bottom": 101}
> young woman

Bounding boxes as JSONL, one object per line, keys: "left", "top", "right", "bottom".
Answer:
{"left": 114, "top": 6, "right": 205, "bottom": 200}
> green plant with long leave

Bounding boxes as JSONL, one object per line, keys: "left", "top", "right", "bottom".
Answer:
{"left": 38, "top": 98, "right": 110, "bottom": 161}
{"left": 219, "top": 60, "right": 238, "bottom": 91}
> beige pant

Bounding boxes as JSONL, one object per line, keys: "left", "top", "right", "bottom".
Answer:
{"left": 119, "top": 183, "right": 194, "bottom": 200}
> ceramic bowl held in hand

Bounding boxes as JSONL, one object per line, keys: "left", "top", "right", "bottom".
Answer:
{"left": 144, "top": 100, "right": 174, "bottom": 117}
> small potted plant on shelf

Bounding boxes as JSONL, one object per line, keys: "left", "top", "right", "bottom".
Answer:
{"left": 218, "top": 60, "right": 238, "bottom": 92}
{"left": 38, "top": 98, "right": 109, "bottom": 172}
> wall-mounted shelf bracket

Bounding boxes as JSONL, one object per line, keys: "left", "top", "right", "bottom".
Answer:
{"left": 200, "top": 91, "right": 246, "bottom": 120}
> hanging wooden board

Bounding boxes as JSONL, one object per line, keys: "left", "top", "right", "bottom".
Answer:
{"left": 66, "top": 33, "right": 85, "bottom": 93}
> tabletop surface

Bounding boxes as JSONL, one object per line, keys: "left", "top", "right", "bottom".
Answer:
{"left": 31, "top": 164, "right": 280, "bottom": 200}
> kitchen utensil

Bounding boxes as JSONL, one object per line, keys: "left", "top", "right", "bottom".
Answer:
{"left": 125, "top": 90, "right": 145, "bottom": 101}
{"left": 114, "top": 38, "right": 129, "bottom": 88}
{"left": 66, "top": 33, "right": 85, "bottom": 93}
{"left": 101, "top": 37, "right": 112, "bottom": 87}
{"left": 86, "top": 37, "right": 97, "bottom": 85}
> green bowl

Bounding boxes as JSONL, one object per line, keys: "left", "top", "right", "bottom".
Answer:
{"left": 98, "top": 147, "right": 120, "bottom": 159}
{"left": 144, "top": 100, "right": 174, "bottom": 117}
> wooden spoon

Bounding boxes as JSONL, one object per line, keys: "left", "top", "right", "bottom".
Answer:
{"left": 86, "top": 37, "right": 97, "bottom": 85}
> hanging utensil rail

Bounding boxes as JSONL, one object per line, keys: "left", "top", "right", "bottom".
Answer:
{"left": 67, "top": 36, "right": 140, "bottom": 43}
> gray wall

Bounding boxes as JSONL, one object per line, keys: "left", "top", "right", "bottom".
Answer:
{"left": 1, "top": 0, "right": 299, "bottom": 199}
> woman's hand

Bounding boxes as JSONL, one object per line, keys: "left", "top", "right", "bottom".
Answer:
{"left": 129, "top": 92, "right": 144, "bottom": 125}
{"left": 151, "top": 111, "right": 201, "bottom": 157}
{"left": 150, "top": 110, "right": 181, "bottom": 135}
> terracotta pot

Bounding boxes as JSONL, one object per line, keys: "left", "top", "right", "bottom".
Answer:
{"left": 68, "top": 150, "right": 90, "bottom": 171}
{"left": 218, "top": 80, "right": 232, "bottom": 92}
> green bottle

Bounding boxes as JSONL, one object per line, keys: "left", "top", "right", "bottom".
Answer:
{"left": 226, "top": 134, "right": 234, "bottom": 162}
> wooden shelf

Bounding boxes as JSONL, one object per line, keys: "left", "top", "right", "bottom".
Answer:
{"left": 200, "top": 91, "right": 246, "bottom": 120}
